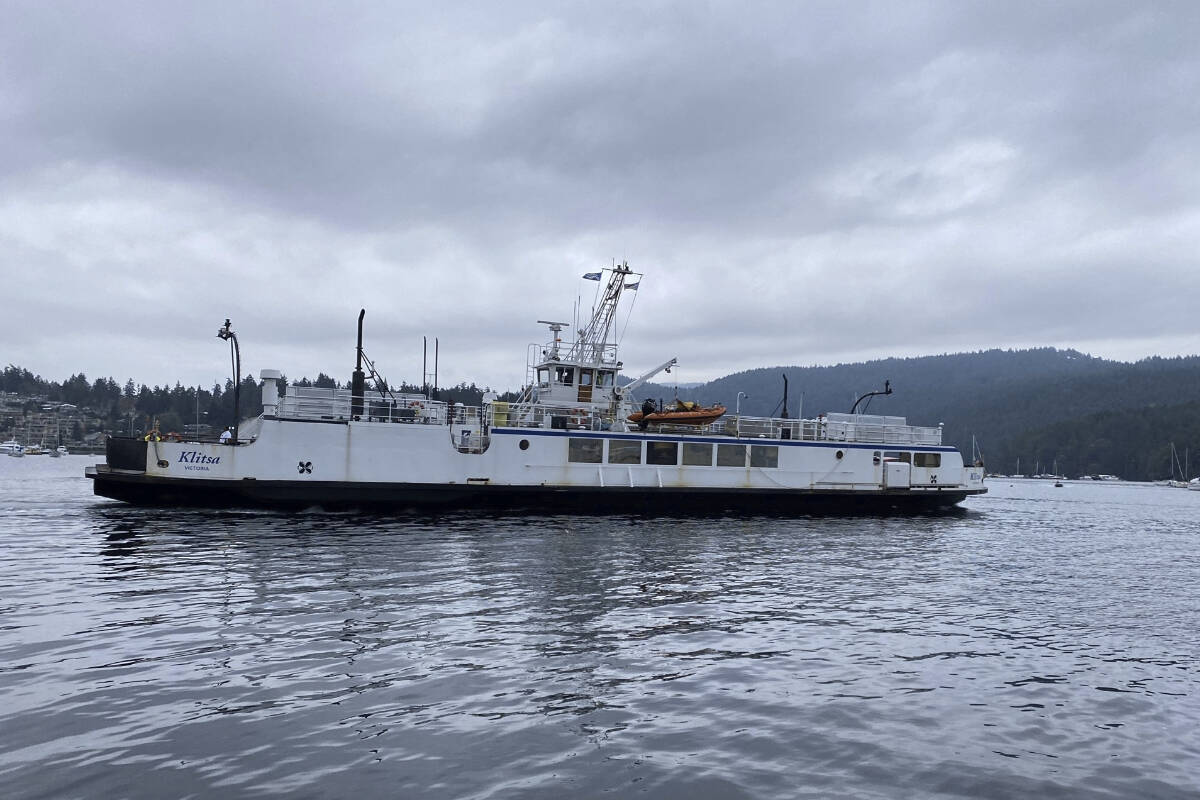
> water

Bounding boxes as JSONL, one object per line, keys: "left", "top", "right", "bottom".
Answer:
{"left": 2, "top": 457, "right": 1198, "bottom": 799}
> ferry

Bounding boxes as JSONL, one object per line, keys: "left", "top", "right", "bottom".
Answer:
{"left": 87, "top": 264, "right": 987, "bottom": 513}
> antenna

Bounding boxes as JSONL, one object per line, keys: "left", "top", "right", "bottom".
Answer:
{"left": 571, "top": 261, "right": 637, "bottom": 364}
{"left": 536, "top": 320, "right": 570, "bottom": 359}
{"left": 849, "top": 380, "right": 892, "bottom": 415}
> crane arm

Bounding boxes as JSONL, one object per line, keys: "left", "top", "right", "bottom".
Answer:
{"left": 616, "top": 357, "right": 678, "bottom": 398}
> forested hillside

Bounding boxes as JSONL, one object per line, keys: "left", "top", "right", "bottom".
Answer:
{"left": 0, "top": 365, "right": 500, "bottom": 442}
{"left": 633, "top": 349, "right": 1200, "bottom": 481}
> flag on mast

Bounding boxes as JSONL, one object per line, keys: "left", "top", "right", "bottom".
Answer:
{"left": 582, "top": 272, "right": 602, "bottom": 281}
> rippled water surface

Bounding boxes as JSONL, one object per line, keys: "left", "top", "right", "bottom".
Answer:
{"left": 2, "top": 457, "right": 1199, "bottom": 798}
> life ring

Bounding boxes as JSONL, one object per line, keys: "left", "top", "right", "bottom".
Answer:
{"left": 166, "top": 431, "right": 182, "bottom": 442}
{"left": 409, "top": 401, "right": 422, "bottom": 408}
{"left": 570, "top": 408, "right": 587, "bottom": 427}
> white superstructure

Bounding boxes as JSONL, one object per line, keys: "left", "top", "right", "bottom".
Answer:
{"left": 88, "top": 264, "right": 986, "bottom": 512}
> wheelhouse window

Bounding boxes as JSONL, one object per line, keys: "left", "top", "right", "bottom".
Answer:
{"left": 717, "top": 444, "right": 747, "bottom": 467}
{"left": 750, "top": 445, "right": 779, "bottom": 468}
{"left": 597, "top": 371, "right": 615, "bottom": 388}
{"left": 607, "top": 440, "right": 642, "bottom": 464}
{"left": 646, "top": 441, "right": 678, "bottom": 465}
{"left": 537, "top": 368, "right": 550, "bottom": 388}
{"left": 555, "top": 366, "right": 575, "bottom": 386}
{"left": 567, "top": 438, "right": 602, "bottom": 463}
{"left": 682, "top": 442, "right": 712, "bottom": 466}
{"left": 913, "top": 452, "right": 941, "bottom": 468}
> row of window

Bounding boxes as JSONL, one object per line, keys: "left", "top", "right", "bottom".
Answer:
{"left": 539, "top": 366, "right": 616, "bottom": 389}
{"left": 567, "top": 438, "right": 779, "bottom": 468}
{"left": 562, "top": 439, "right": 942, "bottom": 469}
{"left": 881, "top": 451, "right": 942, "bottom": 467}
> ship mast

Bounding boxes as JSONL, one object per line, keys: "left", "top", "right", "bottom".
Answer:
{"left": 569, "top": 262, "right": 636, "bottom": 365}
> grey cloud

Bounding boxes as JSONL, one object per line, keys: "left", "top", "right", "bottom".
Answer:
{"left": 2, "top": 1, "right": 1199, "bottom": 391}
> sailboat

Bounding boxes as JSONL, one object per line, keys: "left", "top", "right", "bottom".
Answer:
{"left": 20, "top": 421, "right": 45, "bottom": 455}
{"left": 1168, "top": 443, "right": 1189, "bottom": 488}
{"left": 47, "top": 422, "right": 65, "bottom": 457}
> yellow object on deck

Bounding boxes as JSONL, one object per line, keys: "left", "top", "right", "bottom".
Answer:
{"left": 492, "top": 401, "right": 509, "bottom": 426}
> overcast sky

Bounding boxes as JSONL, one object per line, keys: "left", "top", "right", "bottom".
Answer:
{"left": 3, "top": 1, "right": 1198, "bottom": 392}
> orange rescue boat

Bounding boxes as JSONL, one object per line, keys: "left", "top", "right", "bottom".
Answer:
{"left": 627, "top": 400, "right": 727, "bottom": 427}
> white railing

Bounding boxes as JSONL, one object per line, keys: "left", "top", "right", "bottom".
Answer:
{"left": 817, "top": 418, "right": 942, "bottom": 446}
{"left": 276, "top": 387, "right": 352, "bottom": 420}
{"left": 714, "top": 416, "right": 939, "bottom": 445}
{"left": 276, "top": 387, "right": 451, "bottom": 424}
{"left": 273, "top": 389, "right": 943, "bottom": 446}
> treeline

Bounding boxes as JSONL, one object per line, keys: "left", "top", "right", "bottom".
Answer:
{"left": 3, "top": 364, "right": 263, "bottom": 436}
{"left": 993, "top": 400, "right": 1200, "bottom": 481}
{"left": 635, "top": 349, "right": 1200, "bottom": 481}
{"left": 288, "top": 374, "right": 516, "bottom": 407}
{"left": 2, "top": 364, "right": 507, "bottom": 438}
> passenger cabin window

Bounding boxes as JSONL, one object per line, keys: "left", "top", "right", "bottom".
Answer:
{"left": 646, "top": 441, "right": 678, "bottom": 465}
{"left": 567, "top": 438, "right": 602, "bottom": 463}
{"left": 913, "top": 452, "right": 941, "bottom": 468}
{"left": 717, "top": 444, "right": 747, "bottom": 467}
{"left": 884, "top": 451, "right": 911, "bottom": 463}
{"left": 682, "top": 442, "right": 712, "bottom": 466}
{"left": 607, "top": 440, "right": 642, "bottom": 464}
{"left": 750, "top": 445, "right": 779, "bottom": 468}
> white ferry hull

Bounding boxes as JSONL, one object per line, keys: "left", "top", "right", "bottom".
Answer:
{"left": 85, "top": 264, "right": 987, "bottom": 515}
{"left": 87, "top": 416, "right": 985, "bottom": 514}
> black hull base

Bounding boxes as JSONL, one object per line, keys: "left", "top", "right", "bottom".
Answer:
{"left": 88, "top": 468, "right": 980, "bottom": 515}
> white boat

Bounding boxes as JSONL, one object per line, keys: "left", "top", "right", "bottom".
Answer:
{"left": 1189, "top": 478, "right": 1200, "bottom": 492}
{"left": 2, "top": 439, "right": 24, "bottom": 458}
{"left": 87, "top": 264, "right": 987, "bottom": 513}
{"left": 1168, "top": 443, "right": 1189, "bottom": 488}
{"left": 54, "top": 445, "right": 69, "bottom": 457}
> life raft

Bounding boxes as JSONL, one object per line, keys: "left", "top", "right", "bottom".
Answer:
{"left": 627, "top": 403, "right": 727, "bottom": 427}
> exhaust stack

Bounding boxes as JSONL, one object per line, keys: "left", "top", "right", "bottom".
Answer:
{"left": 351, "top": 309, "right": 365, "bottom": 419}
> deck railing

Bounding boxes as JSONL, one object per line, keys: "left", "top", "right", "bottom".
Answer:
{"left": 275, "top": 387, "right": 452, "bottom": 424}
{"left": 272, "top": 388, "right": 943, "bottom": 446}
{"left": 274, "top": 388, "right": 945, "bottom": 448}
